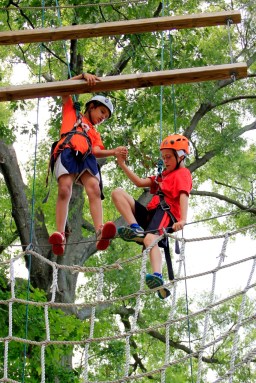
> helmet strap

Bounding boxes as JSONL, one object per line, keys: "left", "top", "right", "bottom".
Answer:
{"left": 174, "top": 151, "right": 180, "bottom": 170}
{"left": 174, "top": 151, "right": 185, "bottom": 170}
{"left": 86, "top": 107, "right": 94, "bottom": 124}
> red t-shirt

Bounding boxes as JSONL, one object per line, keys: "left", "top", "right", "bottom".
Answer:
{"left": 147, "top": 167, "right": 192, "bottom": 221}
{"left": 54, "top": 96, "right": 104, "bottom": 157}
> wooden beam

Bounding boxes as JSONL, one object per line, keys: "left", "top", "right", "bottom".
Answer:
{"left": 0, "top": 11, "right": 241, "bottom": 45}
{"left": 0, "top": 63, "right": 247, "bottom": 102}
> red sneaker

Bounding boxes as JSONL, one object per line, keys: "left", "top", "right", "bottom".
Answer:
{"left": 96, "top": 222, "right": 116, "bottom": 251}
{"left": 49, "top": 232, "right": 66, "bottom": 256}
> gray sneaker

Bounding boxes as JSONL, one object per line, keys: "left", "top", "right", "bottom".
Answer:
{"left": 117, "top": 226, "right": 145, "bottom": 243}
{"left": 145, "top": 274, "right": 171, "bottom": 299}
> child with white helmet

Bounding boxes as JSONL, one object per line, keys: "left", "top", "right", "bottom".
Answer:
{"left": 49, "top": 72, "right": 128, "bottom": 256}
{"left": 112, "top": 134, "right": 192, "bottom": 299}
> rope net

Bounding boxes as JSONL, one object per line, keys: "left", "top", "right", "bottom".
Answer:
{"left": 0, "top": 225, "right": 255, "bottom": 383}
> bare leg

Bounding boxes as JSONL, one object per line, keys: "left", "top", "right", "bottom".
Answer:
{"left": 111, "top": 188, "right": 137, "bottom": 224}
{"left": 144, "top": 233, "right": 162, "bottom": 274}
{"left": 80, "top": 171, "right": 102, "bottom": 231}
{"left": 56, "top": 174, "right": 74, "bottom": 233}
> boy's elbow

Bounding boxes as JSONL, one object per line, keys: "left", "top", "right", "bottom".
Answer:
{"left": 92, "top": 147, "right": 101, "bottom": 156}
{"left": 134, "top": 179, "right": 145, "bottom": 187}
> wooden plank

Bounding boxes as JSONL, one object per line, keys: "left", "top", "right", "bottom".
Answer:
{"left": 0, "top": 63, "right": 247, "bottom": 102}
{"left": 0, "top": 11, "right": 241, "bottom": 45}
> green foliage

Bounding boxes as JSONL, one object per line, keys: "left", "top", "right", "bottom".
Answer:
{"left": 0, "top": 272, "right": 86, "bottom": 382}
{"left": 0, "top": 0, "right": 255, "bottom": 381}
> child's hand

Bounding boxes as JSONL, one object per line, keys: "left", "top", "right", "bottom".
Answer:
{"left": 114, "top": 146, "right": 128, "bottom": 160}
{"left": 116, "top": 154, "right": 126, "bottom": 166}
{"left": 82, "top": 73, "right": 101, "bottom": 85}
{"left": 172, "top": 220, "right": 186, "bottom": 232}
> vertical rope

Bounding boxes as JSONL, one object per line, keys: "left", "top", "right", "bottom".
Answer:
{"left": 227, "top": 19, "right": 234, "bottom": 64}
{"left": 226, "top": 18, "right": 236, "bottom": 82}
{"left": 83, "top": 269, "right": 104, "bottom": 382}
{"left": 159, "top": 0, "right": 165, "bottom": 145}
{"left": 168, "top": 32, "right": 177, "bottom": 133}
{"left": 41, "top": 345, "right": 46, "bottom": 383}
{"left": 124, "top": 243, "right": 154, "bottom": 379}
{"left": 3, "top": 258, "right": 16, "bottom": 379}
{"left": 157, "top": 0, "right": 165, "bottom": 176}
{"left": 21, "top": 2, "right": 46, "bottom": 380}
{"left": 41, "top": 305, "right": 51, "bottom": 383}
{"left": 228, "top": 257, "right": 256, "bottom": 383}
{"left": 55, "top": 0, "right": 78, "bottom": 106}
{"left": 50, "top": 264, "right": 59, "bottom": 302}
{"left": 161, "top": 237, "right": 186, "bottom": 383}
{"left": 196, "top": 234, "right": 229, "bottom": 383}
{"left": 183, "top": 251, "right": 194, "bottom": 383}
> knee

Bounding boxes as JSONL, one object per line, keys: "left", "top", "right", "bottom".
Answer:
{"left": 86, "top": 180, "right": 101, "bottom": 199}
{"left": 111, "top": 187, "right": 124, "bottom": 203}
{"left": 144, "top": 233, "right": 158, "bottom": 247}
{"left": 58, "top": 183, "right": 72, "bottom": 200}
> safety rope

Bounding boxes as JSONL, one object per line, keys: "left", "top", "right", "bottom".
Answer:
{"left": 20, "top": 2, "right": 46, "bottom": 381}
{"left": 196, "top": 233, "right": 229, "bottom": 383}
{"left": 83, "top": 269, "right": 104, "bottom": 382}
{"left": 55, "top": 0, "right": 80, "bottom": 115}
{"left": 157, "top": 0, "right": 165, "bottom": 176}
{"left": 226, "top": 18, "right": 236, "bottom": 82}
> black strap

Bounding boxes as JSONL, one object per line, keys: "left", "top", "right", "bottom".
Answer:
{"left": 43, "top": 115, "right": 92, "bottom": 203}
{"left": 159, "top": 238, "right": 174, "bottom": 280}
{"left": 58, "top": 115, "right": 92, "bottom": 158}
{"left": 158, "top": 191, "right": 176, "bottom": 281}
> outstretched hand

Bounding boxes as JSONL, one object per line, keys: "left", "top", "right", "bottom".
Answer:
{"left": 115, "top": 147, "right": 128, "bottom": 165}
{"left": 115, "top": 146, "right": 128, "bottom": 158}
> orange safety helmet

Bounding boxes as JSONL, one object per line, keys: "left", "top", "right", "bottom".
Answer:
{"left": 160, "top": 134, "right": 190, "bottom": 155}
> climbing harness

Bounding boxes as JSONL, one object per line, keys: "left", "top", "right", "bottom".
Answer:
{"left": 43, "top": 105, "right": 93, "bottom": 203}
{"left": 157, "top": 190, "right": 176, "bottom": 281}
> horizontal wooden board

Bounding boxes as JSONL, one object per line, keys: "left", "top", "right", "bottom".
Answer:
{"left": 0, "top": 63, "right": 247, "bottom": 102}
{"left": 0, "top": 11, "right": 241, "bottom": 45}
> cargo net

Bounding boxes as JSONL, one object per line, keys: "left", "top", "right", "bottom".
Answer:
{"left": 0, "top": 224, "right": 255, "bottom": 383}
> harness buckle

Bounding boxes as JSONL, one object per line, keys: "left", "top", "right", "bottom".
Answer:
{"left": 158, "top": 191, "right": 170, "bottom": 211}
{"left": 160, "top": 199, "right": 170, "bottom": 211}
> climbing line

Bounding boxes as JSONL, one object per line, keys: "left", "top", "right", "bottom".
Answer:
{"left": 21, "top": 2, "right": 46, "bottom": 381}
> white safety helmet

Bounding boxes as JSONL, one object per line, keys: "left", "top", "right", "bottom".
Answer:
{"left": 86, "top": 95, "right": 114, "bottom": 118}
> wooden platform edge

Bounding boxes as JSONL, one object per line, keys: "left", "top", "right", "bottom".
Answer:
{"left": 0, "top": 10, "right": 241, "bottom": 45}
{"left": 0, "top": 63, "right": 247, "bottom": 102}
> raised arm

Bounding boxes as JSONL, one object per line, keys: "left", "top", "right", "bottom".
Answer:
{"left": 116, "top": 154, "right": 152, "bottom": 188}
{"left": 62, "top": 73, "right": 101, "bottom": 104}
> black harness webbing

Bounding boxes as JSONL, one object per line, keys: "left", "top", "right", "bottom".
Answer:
{"left": 158, "top": 191, "right": 176, "bottom": 281}
{"left": 43, "top": 112, "right": 92, "bottom": 203}
{"left": 58, "top": 113, "right": 92, "bottom": 158}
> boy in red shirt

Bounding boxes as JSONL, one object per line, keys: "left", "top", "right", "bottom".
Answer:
{"left": 112, "top": 134, "right": 192, "bottom": 299}
{"left": 49, "top": 73, "right": 127, "bottom": 256}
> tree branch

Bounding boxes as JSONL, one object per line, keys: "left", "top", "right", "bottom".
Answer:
{"left": 117, "top": 306, "right": 220, "bottom": 365}
{"left": 190, "top": 190, "right": 256, "bottom": 215}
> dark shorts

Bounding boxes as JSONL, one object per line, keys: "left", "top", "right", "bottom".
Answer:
{"left": 134, "top": 200, "right": 176, "bottom": 235}
{"left": 55, "top": 148, "right": 104, "bottom": 199}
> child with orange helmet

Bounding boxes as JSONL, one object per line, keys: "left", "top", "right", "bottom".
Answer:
{"left": 112, "top": 134, "right": 192, "bottom": 299}
{"left": 49, "top": 72, "right": 128, "bottom": 256}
